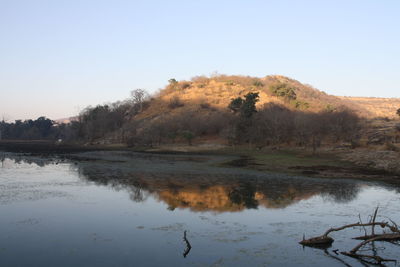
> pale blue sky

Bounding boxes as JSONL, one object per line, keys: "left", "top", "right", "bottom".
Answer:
{"left": 1, "top": 0, "right": 399, "bottom": 120}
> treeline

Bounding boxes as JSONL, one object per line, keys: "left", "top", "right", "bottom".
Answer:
{"left": 39, "top": 89, "right": 149, "bottom": 143}
{"left": 126, "top": 92, "right": 360, "bottom": 151}
{"left": 0, "top": 117, "right": 59, "bottom": 140}
{"left": 1, "top": 87, "right": 362, "bottom": 151}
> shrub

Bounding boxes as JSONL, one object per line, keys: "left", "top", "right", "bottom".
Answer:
{"left": 168, "top": 96, "right": 184, "bottom": 109}
{"left": 252, "top": 80, "right": 264, "bottom": 87}
{"left": 180, "top": 82, "right": 191, "bottom": 90}
{"left": 180, "top": 130, "right": 195, "bottom": 145}
{"left": 168, "top": 78, "right": 178, "bottom": 85}
{"left": 269, "top": 83, "right": 297, "bottom": 103}
{"left": 293, "top": 100, "right": 310, "bottom": 110}
{"left": 200, "top": 102, "right": 211, "bottom": 109}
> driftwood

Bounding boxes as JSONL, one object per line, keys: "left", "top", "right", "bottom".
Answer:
{"left": 299, "top": 222, "right": 391, "bottom": 247}
{"left": 300, "top": 207, "right": 400, "bottom": 265}
{"left": 182, "top": 230, "right": 192, "bottom": 258}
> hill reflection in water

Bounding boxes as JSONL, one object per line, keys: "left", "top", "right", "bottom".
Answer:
{"left": 0, "top": 152, "right": 378, "bottom": 212}
{"left": 79, "top": 170, "right": 363, "bottom": 212}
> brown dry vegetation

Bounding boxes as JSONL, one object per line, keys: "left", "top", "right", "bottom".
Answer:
{"left": 338, "top": 96, "right": 400, "bottom": 118}
{"left": 136, "top": 74, "right": 400, "bottom": 121}
{"left": 147, "top": 75, "right": 366, "bottom": 115}
{"left": 117, "top": 75, "right": 399, "bottom": 149}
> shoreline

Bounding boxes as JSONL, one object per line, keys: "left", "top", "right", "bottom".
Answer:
{"left": 1, "top": 140, "right": 399, "bottom": 185}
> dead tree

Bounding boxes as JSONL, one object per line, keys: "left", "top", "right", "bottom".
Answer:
{"left": 299, "top": 207, "right": 400, "bottom": 265}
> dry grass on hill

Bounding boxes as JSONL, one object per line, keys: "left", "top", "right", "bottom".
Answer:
{"left": 338, "top": 96, "right": 400, "bottom": 118}
{"left": 137, "top": 74, "right": 396, "bottom": 120}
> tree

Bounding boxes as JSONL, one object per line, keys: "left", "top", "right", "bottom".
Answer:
{"left": 227, "top": 92, "right": 260, "bottom": 144}
{"left": 228, "top": 92, "right": 259, "bottom": 118}
{"left": 180, "top": 130, "right": 194, "bottom": 145}
{"left": 35, "top": 117, "right": 53, "bottom": 137}
{"left": 241, "top": 92, "right": 259, "bottom": 118}
{"left": 131, "top": 89, "right": 148, "bottom": 112}
{"left": 397, "top": 108, "right": 400, "bottom": 117}
{"left": 228, "top": 97, "right": 244, "bottom": 113}
{"left": 168, "top": 78, "right": 178, "bottom": 85}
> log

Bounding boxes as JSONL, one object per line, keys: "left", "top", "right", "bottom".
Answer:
{"left": 299, "top": 236, "right": 334, "bottom": 248}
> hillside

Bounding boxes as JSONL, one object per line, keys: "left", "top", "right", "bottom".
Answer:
{"left": 137, "top": 75, "right": 383, "bottom": 120}
{"left": 338, "top": 96, "right": 400, "bottom": 118}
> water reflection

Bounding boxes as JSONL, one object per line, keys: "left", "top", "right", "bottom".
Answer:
{"left": 3, "top": 152, "right": 400, "bottom": 267}
{"left": 71, "top": 156, "right": 367, "bottom": 212}
{"left": 0, "top": 152, "right": 389, "bottom": 212}
{"left": 83, "top": 171, "right": 364, "bottom": 212}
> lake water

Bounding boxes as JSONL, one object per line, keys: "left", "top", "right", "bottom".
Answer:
{"left": 1, "top": 151, "right": 399, "bottom": 266}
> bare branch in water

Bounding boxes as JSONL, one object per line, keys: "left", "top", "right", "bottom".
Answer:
{"left": 183, "top": 230, "right": 192, "bottom": 258}
{"left": 300, "top": 207, "right": 400, "bottom": 265}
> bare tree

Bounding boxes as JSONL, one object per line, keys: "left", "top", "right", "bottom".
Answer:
{"left": 131, "top": 89, "right": 148, "bottom": 113}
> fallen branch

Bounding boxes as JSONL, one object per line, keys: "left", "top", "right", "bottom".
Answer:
{"left": 299, "top": 207, "right": 400, "bottom": 265}
{"left": 341, "top": 252, "right": 396, "bottom": 265}
{"left": 349, "top": 233, "right": 400, "bottom": 254}
{"left": 322, "top": 221, "right": 389, "bottom": 237}
{"left": 371, "top": 206, "right": 378, "bottom": 236}
{"left": 300, "top": 222, "right": 391, "bottom": 247}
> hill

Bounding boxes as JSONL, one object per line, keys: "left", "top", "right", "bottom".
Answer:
{"left": 137, "top": 74, "right": 391, "bottom": 120}
{"left": 338, "top": 96, "right": 400, "bottom": 118}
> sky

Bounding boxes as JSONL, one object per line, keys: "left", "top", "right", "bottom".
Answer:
{"left": 0, "top": 0, "right": 399, "bottom": 120}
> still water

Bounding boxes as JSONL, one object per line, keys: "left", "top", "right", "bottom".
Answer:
{"left": 0, "top": 151, "right": 399, "bottom": 266}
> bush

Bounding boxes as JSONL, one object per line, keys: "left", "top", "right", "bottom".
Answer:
{"left": 168, "top": 96, "right": 185, "bottom": 109}
{"left": 180, "top": 82, "right": 191, "bottom": 90}
{"left": 200, "top": 102, "right": 211, "bottom": 109}
{"left": 180, "top": 130, "right": 194, "bottom": 145}
{"left": 252, "top": 80, "right": 264, "bottom": 87}
{"left": 269, "top": 83, "right": 297, "bottom": 103}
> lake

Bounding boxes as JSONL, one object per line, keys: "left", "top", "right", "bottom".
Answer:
{"left": 0, "top": 151, "right": 399, "bottom": 266}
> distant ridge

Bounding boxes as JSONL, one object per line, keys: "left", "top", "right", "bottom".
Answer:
{"left": 338, "top": 96, "right": 400, "bottom": 118}
{"left": 54, "top": 116, "right": 78, "bottom": 124}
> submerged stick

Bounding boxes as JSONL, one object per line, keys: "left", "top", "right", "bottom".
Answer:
{"left": 183, "top": 230, "right": 192, "bottom": 258}
{"left": 341, "top": 232, "right": 400, "bottom": 265}
{"left": 371, "top": 206, "right": 378, "bottom": 236}
{"left": 341, "top": 252, "right": 397, "bottom": 264}
{"left": 349, "top": 233, "right": 400, "bottom": 254}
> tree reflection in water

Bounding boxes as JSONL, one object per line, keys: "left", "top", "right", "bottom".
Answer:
{"left": 0, "top": 152, "right": 380, "bottom": 212}
{"left": 74, "top": 163, "right": 364, "bottom": 212}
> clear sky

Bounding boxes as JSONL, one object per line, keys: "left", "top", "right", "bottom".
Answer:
{"left": 1, "top": 0, "right": 399, "bottom": 120}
